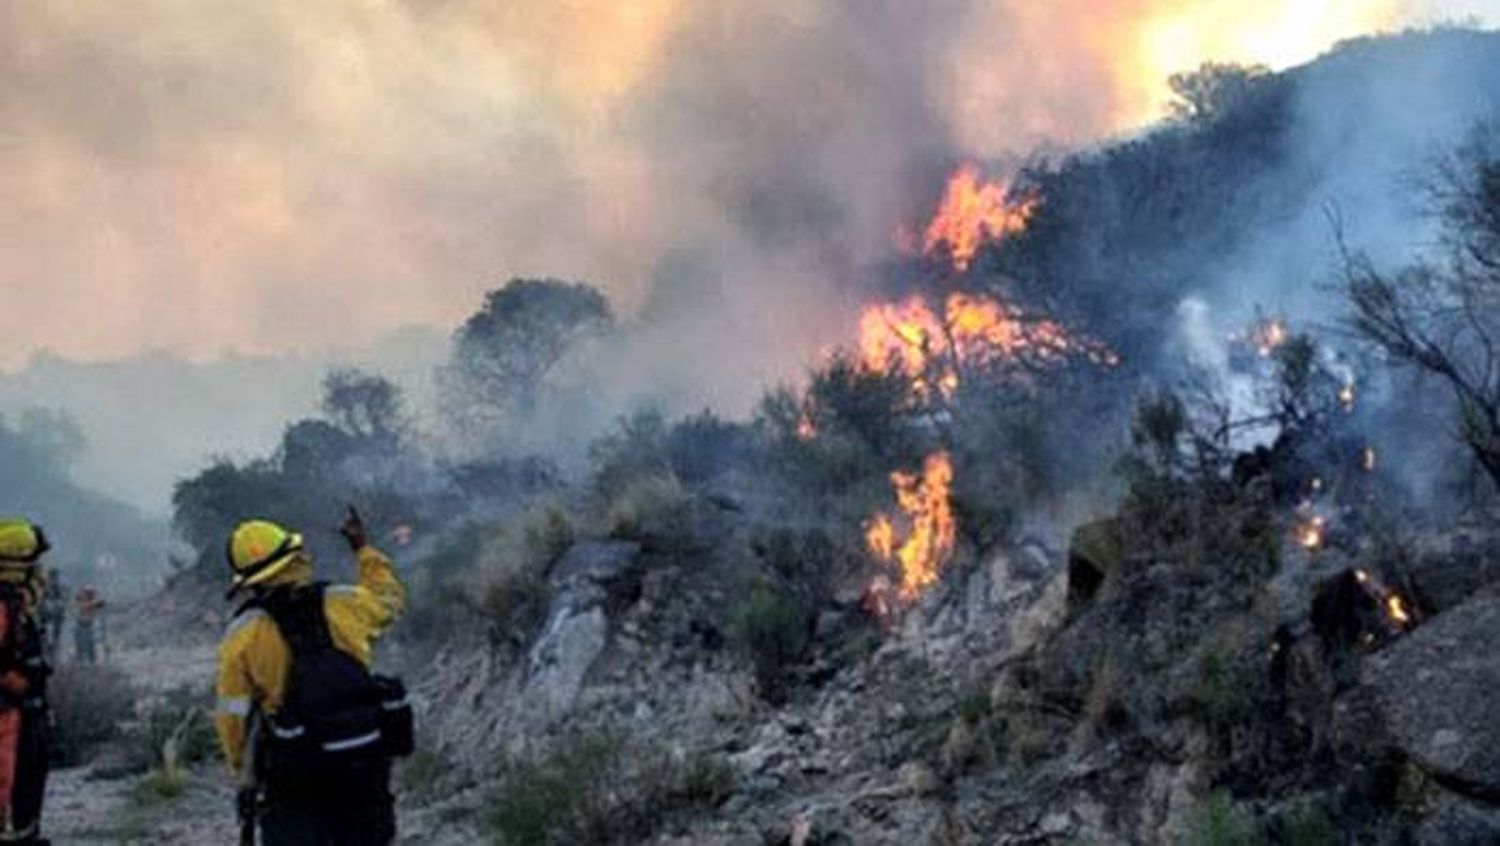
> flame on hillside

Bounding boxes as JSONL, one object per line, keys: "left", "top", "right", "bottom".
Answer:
{"left": 866, "top": 451, "right": 956, "bottom": 602}
{"left": 1295, "top": 511, "right": 1326, "bottom": 550}
{"left": 1252, "top": 317, "right": 1288, "bottom": 358}
{"left": 917, "top": 165, "right": 1038, "bottom": 272}
{"left": 857, "top": 291, "right": 1116, "bottom": 402}
{"left": 1353, "top": 568, "right": 1417, "bottom": 633}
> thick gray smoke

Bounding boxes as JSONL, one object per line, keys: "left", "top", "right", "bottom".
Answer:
{"left": 6, "top": 6, "right": 1500, "bottom": 524}
{"left": 1161, "top": 31, "right": 1500, "bottom": 501}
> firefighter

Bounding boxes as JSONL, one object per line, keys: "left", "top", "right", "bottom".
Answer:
{"left": 0, "top": 520, "right": 52, "bottom": 845}
{"left": 71, "top": 587, "right": 104, "bottom": 665}
{"left": 36, "top": 574, "right": 63, "bottom": 668}
{"left": 215, "top": 508, "right": 408, "bottom": 846}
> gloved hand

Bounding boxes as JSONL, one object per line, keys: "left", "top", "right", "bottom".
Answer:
{"left": 339, "top": 505, "right": 369, "bottom": 552}
{"left": 236, "top": 785, "right": 257, "bottom": 820}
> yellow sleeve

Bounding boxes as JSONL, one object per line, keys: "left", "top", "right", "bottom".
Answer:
{"left": 351, "top": 545, "right": 405, "bottom": 627}
{"left": 214, "top": 616, "right": 259, "bottom": 777}
{"left": 213, "top": 610, "right": 293, "bottom": 777}
{"left": 324, "top": 545, "right": 405, "bottom": 666}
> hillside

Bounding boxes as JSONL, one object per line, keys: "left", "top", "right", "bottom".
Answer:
{"left": 67, "top": 28, "right": 1500, "bottom": 845}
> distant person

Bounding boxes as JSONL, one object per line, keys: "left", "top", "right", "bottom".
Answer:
{"left": 216, "top": 507, "right": 410, "bottom": 846}
{"left": 37, "top": 572, "right": 64, "bottom": 668}
{"left": 71, "top": 588, "right": 104, "bottom": 665}
{"left": 0, "top": 520, "right": 53, "bottom": 844}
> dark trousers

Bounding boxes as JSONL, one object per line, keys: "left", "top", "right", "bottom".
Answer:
{"left": 260, "top": 759, "right": 394, "bottom": 846}
{"left": 1, "top": 705, "right": 48, "bottom": 844}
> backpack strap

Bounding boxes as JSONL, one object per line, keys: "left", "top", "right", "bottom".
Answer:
{"left": 0, "top": 582, "right": 23, "bottom": 673}
{"left": 256, "top": 583, "right": 332, "bottom": 660}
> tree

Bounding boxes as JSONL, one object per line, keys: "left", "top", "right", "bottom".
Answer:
{"left": 321, "top": 369, "right": 404, "bottom": 442}
{"left": 1342, "top": 130, "right": 1500, "bottom": 489}
{"left": 442, "top": 279, "right": 613, "bottom": 422}
{"left": 1167, "top": 62, "right": 1270, "bottom": 124}
{"left": 15, "top": 408, "right": 85, "bottom": 471}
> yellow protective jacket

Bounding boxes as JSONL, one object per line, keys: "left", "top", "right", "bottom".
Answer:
{"left": 214, "top": 545, "right": 404, "bottom": 775}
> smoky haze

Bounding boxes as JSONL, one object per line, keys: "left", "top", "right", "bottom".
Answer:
{"left": 3, "top": 1, "right": 1500, "bottom": 524}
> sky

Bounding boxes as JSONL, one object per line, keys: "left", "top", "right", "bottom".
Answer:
{"left": 1, "top": 0, "right": 1498, "bottom": 371}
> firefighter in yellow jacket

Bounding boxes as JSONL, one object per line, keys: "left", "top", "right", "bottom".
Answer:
{"left": 215, "top": 508, "right": 405, "bottom": 845}
{"left": 0, "top": 521, "right": 50, "bottom": 846}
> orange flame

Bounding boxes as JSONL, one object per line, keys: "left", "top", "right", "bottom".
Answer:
{"left": 866, "top": 451, "right": 956, "bottom": 601}
{"left": 857, "top": 292, "right": 1115, "bottom": 401}
{"left": 796, "top": 414, "right": 818, "bottom": 441}
{"left": 920, "top": 165, "right": 1037, "bottom": 272}
{"left": 1354, "top": 568, "right": 1415, "bottom": 631}
{"left": 1295, "top": 514, "right": 1325, "bottom": 550}
{"left": 1385, "top": 593, "right": 1412, "bottom": 628}
{"left": 865, "top": 513, "right": 895, "bottom": 560}
{"left": 1249, "top": 317, "right": 1288, "bottom": 358}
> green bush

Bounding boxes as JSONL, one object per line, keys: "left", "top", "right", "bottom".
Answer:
{"left": 122, "top": 685, "right": 217, "bottom": 775}
{"left": 673, "top": 752, "right": 735, "bottom": 807}
{"left": 1274, "top": 803, "right": 1336, "bottom": 846}
{"left": 600, "top": 473, "right": 690, "bottom": 547}
{"left": 589, "top": 410, "right": 673, "bottom": 501}
{"left": 957, "top": 690, "right": 991, "bottom": 726}
{"left": 1187, "top": 646, "right": 1253, "bottom": 728}
{"left": 730, "top": 586, "right": 811, "bottom": 704}
{"left": 49, "top": 664, "right": 137, "bottom": 766}
{"left": 490, "top": 734, "right": 621, "bottom": 845}
{"left": 131, "top": 766, "right": 189, "bottom": 807}
{"left": 471, "top": 503, "right": 574, "bottom": 648}
{"left": 486, "top": 735, "right": 732, "bottom": 845}
{"left": 1191, "top": 791, "right": 1258, "bottom": 846}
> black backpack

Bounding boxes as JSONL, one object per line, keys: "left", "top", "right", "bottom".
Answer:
{"left": 245, "top": 584, "right": 412, "bottom": 783}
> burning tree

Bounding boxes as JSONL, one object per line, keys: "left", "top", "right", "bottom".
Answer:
{"left": 918, "top": 166, "right": 1038, "bottom": 272}
{"left": 1341, "top": 132, "right": 1500, "bottom": 491}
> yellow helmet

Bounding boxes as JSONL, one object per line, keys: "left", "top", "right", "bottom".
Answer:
{"left": 226, "top": 520, "right": 304, "bottom": 596}
{"left": 0, "top": 520, "right": 49, "bottom": 565}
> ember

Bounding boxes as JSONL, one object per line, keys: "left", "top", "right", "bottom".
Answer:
{"left": 1338, "top": 379, "right": 1356, "bottom": 411}
{"left": 796, "top": 414, "right": 818, "bottom": 441}
{"left": 1385, "top": 594, "right": 1412, "bottom": 627}
{"left": 1295, "top": 513, "right": 1326, "bottom": 549}
{"left": 1252, "top": 317, "right": 1289, "bottom": 358}
{"left": 1353, "top": 568, "right": 1416, "bottom": 632}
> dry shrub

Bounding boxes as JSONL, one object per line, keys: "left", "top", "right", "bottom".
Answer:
{"left": 121, "top": 685, "right": 218, "bottom": 775}
{"left": 49, "top": 664, "right": 138, "bottom": 766}
{"left": 467, "top": 502, "right": 574, "bottom": 646}
{"left": 730, "top": 586, "right": 811, "bottom": 704}
{"left": 1069, "top": 652, "right": 1120, "bottom": 754}
{"left": 487, "top": 733, "right": 732, "bottom": 845}
{"left": 599, "top": 473, "right": 690, "bottom": 548}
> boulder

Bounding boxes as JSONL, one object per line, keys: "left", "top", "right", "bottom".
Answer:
{"left": 1364, "top": 595, "right": 1500, "bottom": 800}
{"left": 1406, "top": 533, "right": 1500, "bottom": 615}
{"left": 1066, "top": 517, "right": 1124, "bottom": 609}
{"left": 1415, "top": 798, "right": 1500, "bottom": 846}
{"left": 550, "top": 539, "right": 642, "bottom": 589}
{"left": 526, "top": 605, "right": 609, "bottom": 714}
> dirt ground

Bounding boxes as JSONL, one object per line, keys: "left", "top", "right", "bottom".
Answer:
{"left": 41, "top": 636, "right": 480, "bottom": 844}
